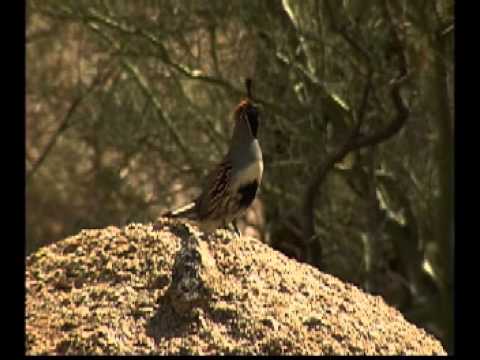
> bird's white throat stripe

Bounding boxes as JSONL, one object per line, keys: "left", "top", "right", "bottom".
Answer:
{"left": 235, "top": 161, "right": 263, "bottom": 188}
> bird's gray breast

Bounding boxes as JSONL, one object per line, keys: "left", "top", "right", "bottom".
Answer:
{"left": 226, "top": 139, "right": 263, "bottom": 216}
{"left": 230, "top": 139, "right": 263, "bottom": 187}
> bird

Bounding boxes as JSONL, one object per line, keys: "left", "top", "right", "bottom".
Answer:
{"left": 162, "top": 78, "right": 263, "bottom": 237}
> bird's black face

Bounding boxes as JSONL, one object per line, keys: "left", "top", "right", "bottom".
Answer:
{"left": 244, "top": 105, "right": 259, "bottom": 138}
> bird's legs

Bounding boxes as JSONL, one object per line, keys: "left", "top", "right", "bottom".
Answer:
{"left": 231, "top": 219, "right": 241, "bottom": 238}
{"left": 221, "top": 219, "right": 241, "bottom": 238}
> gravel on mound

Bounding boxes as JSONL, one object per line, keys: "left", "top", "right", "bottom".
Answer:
{"left": 26, "top": 219, "right": 446, "bottom": 355}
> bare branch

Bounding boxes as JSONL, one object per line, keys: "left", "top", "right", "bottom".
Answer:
{"left": 26, "top": 66, "right": 115, "bottom": 184}
{"left": 208, "top": 24, "right": 221, "bottom": 76}
{"left": 301, "top": 1, "right": 409, "bottom": 268}
{"left": 82, "top": 8, "right": 293, "bottom": 118}
{"left": 85, "top": 21, "right": 202, "bottom": 173}
{"left": 325, "top": 0, "right": 372, "bottom": 67}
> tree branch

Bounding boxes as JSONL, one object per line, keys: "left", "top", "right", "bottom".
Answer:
{"left": 85, "top": 21, "right": 203, "bottom": 173}
{"left": 26, "top": 66, "right": 114, "bottom": 184}
{"left": 301, "top": 2, "right": 409, "bottom": 268}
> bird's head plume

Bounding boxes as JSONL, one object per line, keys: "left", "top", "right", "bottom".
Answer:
{"left": 233, "top": 78, "right": 259, "bottom": 138}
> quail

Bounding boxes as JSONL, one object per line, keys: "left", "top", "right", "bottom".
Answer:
{"left": 163, "top": 79, "right": 263, "bottom": 236}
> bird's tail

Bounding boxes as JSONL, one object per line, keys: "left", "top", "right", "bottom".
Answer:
{"left": 162, "top": 202, "right": 197, "bottom": 219}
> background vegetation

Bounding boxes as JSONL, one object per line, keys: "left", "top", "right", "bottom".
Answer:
{"left": 26, "top": 0, "right": 454, "bottom": 353}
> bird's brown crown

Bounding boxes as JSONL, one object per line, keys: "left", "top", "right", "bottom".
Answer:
{"left": 234, "top": 99, "right": 259, "bottom": 138}
{"left": 231, "top": 78, "right": 259, "bottom": 138}
{"left": 234, "top": 99, "right": 253, "bottom": 117}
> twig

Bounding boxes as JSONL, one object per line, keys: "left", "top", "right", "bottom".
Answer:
{"left": 82, "top": 7, "right": 292, "bottom": 118}
{"left": 85, "top": 21, "right": 203, "bottom": 173}
{"left": 26, "top": 66, "right": 114, "bottom": 183}
{"left": 302, "top": 1, "right": 409, "bottom": 268}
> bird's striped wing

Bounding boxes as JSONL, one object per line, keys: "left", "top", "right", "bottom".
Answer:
{"left": 197, "top": 161, "right": 233, "bottom": 221}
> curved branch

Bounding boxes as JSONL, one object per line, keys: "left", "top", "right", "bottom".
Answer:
{"left": 301, "top": 4, "right": 409, "bottom": 267}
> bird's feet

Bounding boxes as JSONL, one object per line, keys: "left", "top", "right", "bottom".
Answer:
{"left": 230, "top": 220, "right": 241, "bottom": 238}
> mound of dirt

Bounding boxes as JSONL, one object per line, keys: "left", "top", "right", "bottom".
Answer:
{"left": 26, "top": 219, "right": 445, "bottom": 355}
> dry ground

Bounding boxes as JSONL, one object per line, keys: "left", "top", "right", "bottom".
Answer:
{"left": 26, "top": 219, "right": 445, "bottom": 355}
